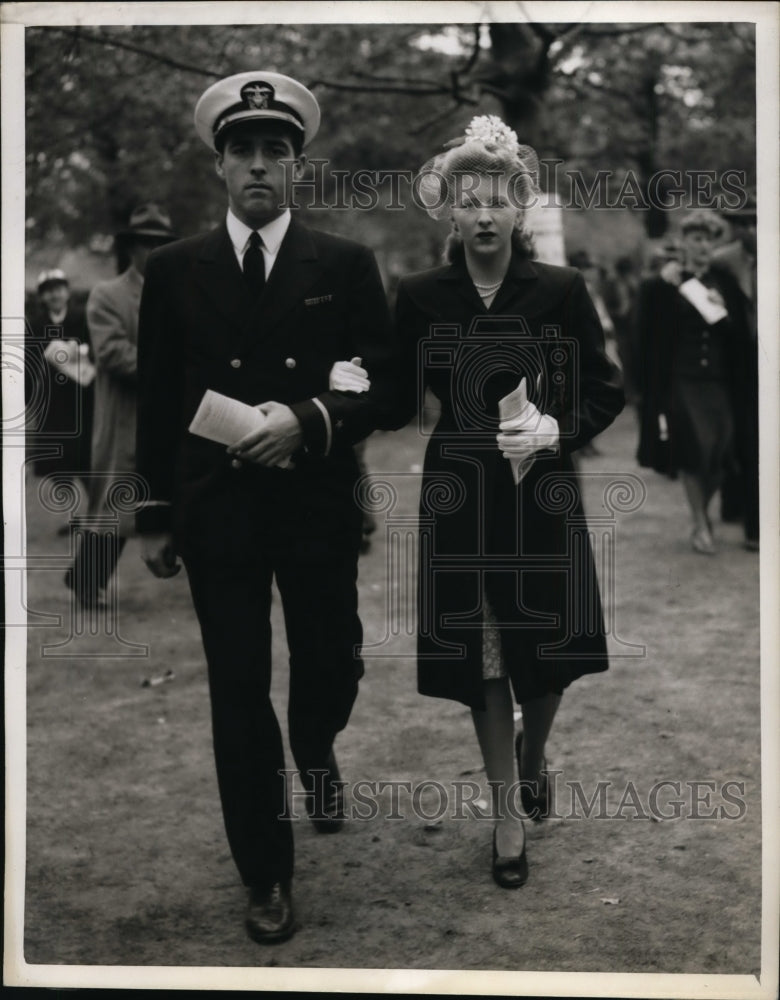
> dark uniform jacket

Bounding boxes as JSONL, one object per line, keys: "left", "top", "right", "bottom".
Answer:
{"left": 135, "top": 218, "right": 396, "bottom": 553}
{"left": 394, "top": 253, "right": 624, "bottom": 710}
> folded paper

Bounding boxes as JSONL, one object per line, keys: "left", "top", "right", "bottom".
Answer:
{"left": 188, "top": 389, "right": 290, "bottom": 467}
{"left": 498, "top": 379, "right": 537, "bottom": 485}
{"left": 678, "top": 278, "right": 728, "bottom": 325}
{"left": 43, "top": 339, "right": 96, "bottom": 387}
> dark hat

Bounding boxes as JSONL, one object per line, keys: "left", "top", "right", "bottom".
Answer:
{"left": 194, "top": 71, "right": 320, "bottom": 151}
{"left": 36, "top": 268, "right": 68, "bottom": 292}
{"left": 116, "top": 204, "right": 177, "bottom": 242}
{"left": 679, "top": 210, "right": 724, "bottom": 238}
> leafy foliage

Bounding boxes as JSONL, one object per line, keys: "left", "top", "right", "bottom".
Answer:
{"left": 25, "top": 21, "right": 755, "bottom": 258}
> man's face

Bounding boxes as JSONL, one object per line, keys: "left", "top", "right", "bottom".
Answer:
{"left": 215, "top": 121, "right": 304, "bottom": 229}
{"left": 40, "top": 282, "right": 69, "bottom": 314}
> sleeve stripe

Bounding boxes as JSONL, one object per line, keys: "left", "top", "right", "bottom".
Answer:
{"left": 311, "top": 397, "right": 332, "bottom": 456}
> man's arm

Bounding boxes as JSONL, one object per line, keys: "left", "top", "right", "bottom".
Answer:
{"left": 288, "top": 243, "right": 398, "bottom": 456}
{"left": 135, "top": 250, "right": 183, "bottom": 548}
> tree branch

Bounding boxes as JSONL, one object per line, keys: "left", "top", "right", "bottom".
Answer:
{"left": 579, "top": 24, "right": 663, "bottom": 38}
{"left": 409, "top": 100, "right": 473, "bottom": 137}
{"left": 308, "top": 80, "right": 450, "bottom": 96}
{"left": 348, "top": 70, "right": 444, "bottom": 87}
{"left": 458, "top": 24, "right": 482, "bottom": 75}
{"left": 46, "top": 26, "right": 223, "bottom": 79}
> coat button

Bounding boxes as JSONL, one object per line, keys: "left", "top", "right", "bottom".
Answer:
{"left": 700, "top": 358, "right": 709, "bottom": 367}
{"left": 230, "top": 358, "right": 242, "bottom": 368}
{"left": 285, "top": 357, "right": 296, "bottom": 369}
{"left": 230, "top": 458, "right": 242, "bottom": 469}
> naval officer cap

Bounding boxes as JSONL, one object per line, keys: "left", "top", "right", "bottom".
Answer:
{"left": 194, "top": 71, "right": 321, "bottom": 151}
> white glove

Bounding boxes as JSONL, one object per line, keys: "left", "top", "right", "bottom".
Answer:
{"left": 329, "top": 357, "right": 370, "bottom": 393}
{"left": 659, "top": 261, "right": 682, "bottom": 287}
{"left": 497, "top": 377, "right": 559, "bottom": 476}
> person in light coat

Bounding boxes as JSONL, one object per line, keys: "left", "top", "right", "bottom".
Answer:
{"left": 65, "top": 205, "right": 176, "bottom": 609}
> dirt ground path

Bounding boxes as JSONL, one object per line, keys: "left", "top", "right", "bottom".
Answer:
{"left": 18, "top": 408, "right": 763, "bottom": 983}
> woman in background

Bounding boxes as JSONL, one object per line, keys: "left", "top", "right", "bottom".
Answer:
{"left": 636, "top": 211, "right": 745, "bottom": 554}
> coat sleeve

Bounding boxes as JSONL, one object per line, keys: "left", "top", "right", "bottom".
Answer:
{"left": 387, "top": 278, "right": 428, "bottom": 430}
{"left": 86, "top": 284, "right": 137, "bottom": 382}
{"left": 555, "top": 271, "right": 625, "bottom": 453}
{"left": 288, "top": 244, "right": 400, "bottom": 454}
{"left": 135, "top": 252, "right": 183, "bottom": 535}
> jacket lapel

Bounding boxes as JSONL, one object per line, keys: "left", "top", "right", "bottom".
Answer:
{"left": 252, "top": 217, "right": 319, "bottom": 340}
{"left": 437, "top": 253, "right": 540, "bottom": 319}
{"left": 196, "top": 223, "right": 255, "bottom": 340}
{"left": 490, "top": 254, "right": 539, "bottom": 314}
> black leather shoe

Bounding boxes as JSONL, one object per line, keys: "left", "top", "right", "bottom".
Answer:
{"left": 301, "top": 751, "right": 345, "bottom": 833}
{"left": 515, "top": 731, "right": 551, "bottom": 821}
{"left": 245, "top": 881, "right": 295, "bottom": 944}
{"left": 492, "top": 826, "right": 529, "bottom": 889}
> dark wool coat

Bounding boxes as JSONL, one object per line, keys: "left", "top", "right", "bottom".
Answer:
{"left": 394, "top": 252, "right": 625, "bottom": 710}
{"left": 635, "top": 268, "right": 747, "bottom": 478}
{"left": 26, "top": 299, "right": 94, "bottom": 479}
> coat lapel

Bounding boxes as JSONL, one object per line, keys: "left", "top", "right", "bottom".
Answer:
{"left": 437, "top": 253, "right": 540, "bottom": 320}
{"left": 490, "top": 254, "right": 539, "bottom": 315}
{"left": 196, "top": 223, "right": 255, "bottom": 340}
{"left": 252, "top": 218, "right": 319, "bottom": 340}
{"left": 195, "top": 218, "right": 322, "bottom": 347}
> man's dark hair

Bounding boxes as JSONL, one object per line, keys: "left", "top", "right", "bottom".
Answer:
{"left": 215, "top": 119, "right": 304, "bottom": 157}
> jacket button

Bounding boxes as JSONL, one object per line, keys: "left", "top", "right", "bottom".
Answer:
{"left": 230, "top": 458, "right": 242, "bottom": 469}
{"left": 700, "top": 358, "right": 709, "bottom": 367}
{"left": 230, "top": 358, "right": 242, "bottom": 368}
{"left": 285, "top": 357, "right": 296, "bottom": 369}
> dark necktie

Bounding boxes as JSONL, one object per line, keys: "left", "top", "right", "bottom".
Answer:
{"left": 243, "top": 231, "right": 265, "bottom": 293}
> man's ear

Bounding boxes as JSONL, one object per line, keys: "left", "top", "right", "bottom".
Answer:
{"left": 292, "top": 153, "right": 306, "bottom": 179}
{"left": 214, "top": 151, "right": 225, "bottom": 180}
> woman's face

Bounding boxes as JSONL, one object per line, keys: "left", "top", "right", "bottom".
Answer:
{"left": 451, "top": 174, "right": 521, "bottom": 260}
{"left": 682, "top": 228, "right": 713, "bottom": 271}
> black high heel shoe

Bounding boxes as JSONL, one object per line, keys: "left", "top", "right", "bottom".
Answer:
{"left": 492, "top": 824, "right": 529, "bottom": 889}
{"left": 515, "top": 731, "right": 551, "bottom": 822}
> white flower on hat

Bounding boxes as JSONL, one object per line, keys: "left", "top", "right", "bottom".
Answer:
{"left": 463, "top": 115, "right": 520, "bottom": 154}
{"left": 416, "top": 116, "right": 539, "bottom": 220}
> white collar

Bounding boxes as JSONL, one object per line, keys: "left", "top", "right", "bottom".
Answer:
{"left": 226, "top": 208, "right": 292, "bottom": 255}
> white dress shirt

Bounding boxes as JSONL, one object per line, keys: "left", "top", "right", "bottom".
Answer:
{"left": 226, "top": 208, "right": 291, "bottom": 277}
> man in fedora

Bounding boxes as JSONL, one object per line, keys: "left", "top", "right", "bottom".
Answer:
{"left": 67, "top": 205, "right": 177, "bottom": 609}
{"left": 135, "top": 72, "right": 396, "bottom": 943}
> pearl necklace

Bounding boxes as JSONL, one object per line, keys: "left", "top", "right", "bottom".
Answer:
{"left": 473, "top": 278, "right": 503, "bottom": 298}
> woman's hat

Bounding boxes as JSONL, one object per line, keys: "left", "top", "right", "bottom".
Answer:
{"left": 116, "top": 204, "right": 177, "bottom": 242}
{"left": 194, "top": 71, "right": 320, "bottom": 151}
{"left": 679, "top": 209, "right": 724, "bottom": 238}
{"left": 416, "top": 115, "right": 539, "bottom": 221}
{"left": 37, "top": 268, "right": 68, "bottom": 292}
